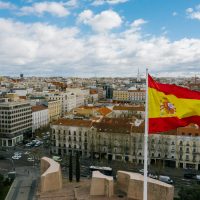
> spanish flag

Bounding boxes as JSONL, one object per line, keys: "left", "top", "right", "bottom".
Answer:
{"left": 149, "top": 75, "right": 200, "bottom": 133}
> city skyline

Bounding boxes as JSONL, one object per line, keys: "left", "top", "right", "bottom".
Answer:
{"left": 0, "top": 0, "right": 200, "bottom": 77}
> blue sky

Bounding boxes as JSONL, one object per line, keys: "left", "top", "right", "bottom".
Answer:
{"left": 0, "top": 0, "right": 200, "bottom": 77}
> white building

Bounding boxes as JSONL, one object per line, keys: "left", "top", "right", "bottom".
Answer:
{"left": 66, "top": 88, "right": 89, "bottom": 107}
{"left": 51, "top": 117, "right": 200, "bottom": 170}
{"left": 32, "top": 105, "right": 49, "bottom": 133}
{"left": 47, "top": 92, "right": 76, "bottom": 116}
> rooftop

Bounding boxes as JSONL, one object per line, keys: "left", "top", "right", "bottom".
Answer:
{"left": 113, "top": 106, "right": 145, "bottom": 111}
{"left": 52, "top": 118, "right": 92, "bottom": 127}
{"left": 32, "top": 105, "right": 48, "bottom": 112}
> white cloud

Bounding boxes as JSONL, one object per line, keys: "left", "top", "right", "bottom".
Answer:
{"left": 19, "top": 1, "right": 69, "bottom": 17}
{"left": 186, "top": 8, "right": 193, "bottom": 13}
{"left": 172, "top": 12, "right": 177, "bottom": 16}
{"left": 131, "top": 18, "right": 147, "bottom": 27}
{"left": 64, "top": 0, "right": 78, "bottom": 7}
{"left": 186, "top": 5, "right": 200, "bottom": 20}
{"left": 0, "top": 1, "right": 16, "bottom": 9}
{"left": 78, "top": 9, "right": 122, "bottom": 32}
{"left": 92, "top": 0, "right": 128, "bottom": 6}
{"left": 0, "top": 18, "right": 200, "bottom": 76}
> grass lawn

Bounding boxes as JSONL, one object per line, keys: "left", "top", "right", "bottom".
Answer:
{"left": 0, "top": 185, "right": 11, "bottom": 200}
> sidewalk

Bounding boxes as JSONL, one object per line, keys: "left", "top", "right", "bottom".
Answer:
{"left": 5, "top": 166, "right": 40, "bottom": 200}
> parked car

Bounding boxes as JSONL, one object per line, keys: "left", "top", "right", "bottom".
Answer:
{"left": 149, "top": 173, "right": 158, "bottom": 179}
{"left": 184, "top": 173, "right": 197, "bottom": 179}
{"left": 139, "top": 169, "right": 149, "bottom": 175}
{"left": 159, "top": 176, "right": 173, "bottom": 184}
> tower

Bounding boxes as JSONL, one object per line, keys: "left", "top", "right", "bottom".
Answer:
{"left": 136, "top": 68, "right": 141, "bottom": 82}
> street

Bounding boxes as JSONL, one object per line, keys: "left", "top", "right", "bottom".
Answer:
{"left": 1, "top": 143, "right": 199, "bottom": 199}
{"left": 5, "top": 166, "right": 40, "bottom": 200}
{"left": 0, "top": 144, "right": 44, "bottom": 200}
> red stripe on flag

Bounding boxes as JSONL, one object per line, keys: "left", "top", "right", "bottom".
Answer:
{"left": 149, "top": 116, "right": 200, "bottom": 133}
{"left": 148, "top": 75, "right": 200, "bottom": 100}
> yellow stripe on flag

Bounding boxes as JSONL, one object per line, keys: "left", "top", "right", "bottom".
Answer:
{"left": 149, "top": 87, "right": 200, "bottom": 118}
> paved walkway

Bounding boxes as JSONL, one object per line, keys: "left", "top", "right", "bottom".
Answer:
{"left": 6, "top": 166, "right": 40, "bottom": 200}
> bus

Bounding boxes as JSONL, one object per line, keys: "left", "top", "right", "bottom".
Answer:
{"left": 89, "top": 166, "right": 113, "bottom": 176}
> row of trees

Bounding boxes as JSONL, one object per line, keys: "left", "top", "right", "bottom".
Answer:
{"left": 69, "top": 152, "right": 80, "bottom": 182}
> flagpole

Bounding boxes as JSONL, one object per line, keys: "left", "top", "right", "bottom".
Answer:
{"left": 143, "top": 68, "right": 149, "bottom": 200}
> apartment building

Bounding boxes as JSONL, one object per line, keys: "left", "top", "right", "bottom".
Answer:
{"left": 66, "top": 88, "right": 90, "bottom": 106}
{"left": 47, "top": 92, "right": 76, "bottom": 116}
{"left": 0, "top": 101, "right": 32, "bottom": 147}
{"left": 50, "top": 117, "right": 200, "bottom": 170}
{"left": 44, "top": 100, "right": 61, "bottom": 122}
{"left": 32, "top": 105, "right": 49, "bottom": 133}
{"left": 113, "top": 89, "right": 145, "bottom": 103}
{"left": 50, "top": 118, "right": 141, "bottom": 161}
{"left": 51, "top": 119, "right": 93, "bottom": 156}
{"left": 134, "top": 125, "right": 200, "bottom": 170}
{"left": 112, "top": 106, "right": 145, "bottom": 119}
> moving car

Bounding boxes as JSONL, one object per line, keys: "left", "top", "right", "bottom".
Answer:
{"left": 14, "top": 152, "right": 22, "bottom": 156}
{"left": 25, "top": 143, "right": 32, "bottom": 147}
{"left": 27, "top": 157, "right": 34, "bottom": 162}
{"left": 12, "top": 155, "right": 21, "bottom": 160}
{"left": 159, "top": 175, "right": 173, "bottom": 184}
{"left": 52, "top": 156, "right": 62, "bottom": 162}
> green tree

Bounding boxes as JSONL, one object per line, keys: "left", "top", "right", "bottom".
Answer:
{"left": 0, "top": 174, "right": 4, "bottom": 187}
{"left": 76, "top": 152, "right": 80, "bottom": 182}
{"left": 69, "top": 153, "right": 73, "bottom": 182}
{"left": 178, "top": 185, "right": 200, "bottom": 200}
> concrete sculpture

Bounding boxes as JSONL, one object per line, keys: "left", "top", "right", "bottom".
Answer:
{"left": 117, "top": 171, "right": 174, "bottom": 200}
{"left": 90, "top": 171, "right": 114, "bottom": 197}
{"left": 40, "top": 157, "right": 62, "bottom": 192}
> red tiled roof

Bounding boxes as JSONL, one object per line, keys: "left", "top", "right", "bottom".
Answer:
{"left": 19, "top": 96, "right": 27, "bottom": 99}
{"left": 93, "top": 118, "right": 133, "bottom": 134}
{"left": 97, "top": 107, "right": 112, "bottom": 116}
{"left": 32, "top": 105, "right": 48, "bottom": 112}
{"left": 52, "top": 118, "right": 92, "bottom": 127}
{"left": 113, "top": 106, "right": 145, "bottom": 111}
